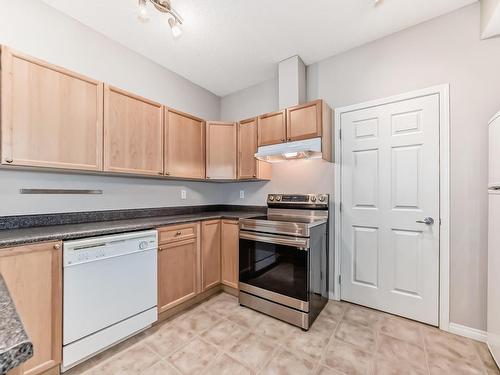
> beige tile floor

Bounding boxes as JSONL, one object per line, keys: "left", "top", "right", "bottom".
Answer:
{"left": 67, "top": 292, "right": 500, "bottom": 375}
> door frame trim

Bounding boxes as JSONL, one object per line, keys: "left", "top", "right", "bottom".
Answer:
{"left": 333, "top": 84, "right": 450, "bottom": 331}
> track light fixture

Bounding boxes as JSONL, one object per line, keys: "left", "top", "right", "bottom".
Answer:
{"left": 137, "top": 0, "right": 183, "bottom": 38}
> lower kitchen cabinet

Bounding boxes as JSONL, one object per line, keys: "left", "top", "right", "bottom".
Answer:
{"left": 201, "top": 220, "right": 221, "bottom": 290}
{"left": 157, "top": 223, "right": 200, "bottom": 313}
{"left": 0, "top": 242, "right": 62, "bottom": 375}
{"left": 221, "top": 220, "right": 239, "bottom": 289}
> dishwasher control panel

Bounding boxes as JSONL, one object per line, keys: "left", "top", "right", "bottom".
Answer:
{"left": 63, "top": 230, "right": 158, "bottom": 266}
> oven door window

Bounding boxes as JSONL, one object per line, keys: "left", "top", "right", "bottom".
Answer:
{"left": 239, "top": 238, "right": 308, "bottom": 301}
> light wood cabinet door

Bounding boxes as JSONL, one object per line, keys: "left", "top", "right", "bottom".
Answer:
{"left": 157, "top": 223, "right": 200, "bottom": 313}
{"left": 0, "top": 242, "right": 62, "bottom": 375}
{"left": 165, "top": 109, "right": 205, "bottom": 179}
{"left": 104, "top": 85, "right": 163, "bottom": 176}
{"left": 206, "top": 122, "right": 237, "bottom": 180}
{"left": 221, "top": 220, "right": 239, "bottom": 289}
{"left": 286, "top": 100, "right": 322, "bottom": 141}
{"left": 1, "top": 47, "right": 103, "bottom": 171}
{"left": 238, "top": 118, "right": 257, "bottom": 179}
{"left": 238, "top": 118, "right": 272, "bottom": 180}
{"left": 201, "top": 220, "right": 221, "bottom": 290}
{"left": 258, "top": 110, "right": 286, "bottom": 146}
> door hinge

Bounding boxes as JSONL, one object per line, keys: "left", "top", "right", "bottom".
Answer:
{"left": 339, "top": 129, "right": 342, "bottom": 140}
{"left": 338, "top": 274, "right": 342, "bottom": 285}
{"left": 339, "top": 202, "right": 342, "bottom": 212}
{"left": 439, "top": 218, "right": 442, "bottom": 226}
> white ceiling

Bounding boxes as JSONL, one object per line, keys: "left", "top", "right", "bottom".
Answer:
{"left": 42, "top": 0, "right": 476, "bottom": 97}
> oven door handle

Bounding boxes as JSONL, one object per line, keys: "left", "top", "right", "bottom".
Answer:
{"left": 240, "top": 231, "right": 309, "bottom": 250}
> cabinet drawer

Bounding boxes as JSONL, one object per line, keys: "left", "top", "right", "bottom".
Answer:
{"left": 158, "top": 223, "right": 197, "bottom": 244}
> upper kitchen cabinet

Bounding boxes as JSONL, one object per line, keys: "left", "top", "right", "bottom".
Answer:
{"left": 258, "top": 110, "right": 286, "bottom": 146}
{"left": 0, "top": 47, "right": 104, "bottom": 171}
{"left": 104, "top": 85, "right": 164, "bottom": 176}
{"left": 287, "top": 100, "right": 322, "bottom": 141}
{"left": 206, "top": 121, "right": 237, "bottom": 180}
{"left": 287, "top": 99, "right": 333, "bottom": 161}
{"left": 165, "top": 109, "right": 205, "bottom": 179}
{"left": 238, "top": 117, "right": 272, "bottom": 180}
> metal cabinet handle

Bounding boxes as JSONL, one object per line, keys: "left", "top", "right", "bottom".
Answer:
{"left": 175, "top": 231, "right": 182, "bottom": 236}
{"left": 54, "top": 244, "right": 61, "bottom": 250}
{"left": 416, "top": 217, "right": 434, "bottom": 225}
{"left": 5, "top": 158, "right": 13, "bottom": 164}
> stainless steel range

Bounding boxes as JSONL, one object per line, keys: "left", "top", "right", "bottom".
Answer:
{"left": 238, "top": 193, "right": 329, "bottom": 330}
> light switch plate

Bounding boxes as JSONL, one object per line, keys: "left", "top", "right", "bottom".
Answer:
{"left": 240, "top": 190, "right": 245, "bottom": 199}
{"left": 181, "top": 190, "right": 187, "bottom": 200}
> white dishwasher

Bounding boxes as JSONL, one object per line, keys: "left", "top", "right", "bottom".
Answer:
{"left": 62, "top": 230, "right": 157, "bottom": 372}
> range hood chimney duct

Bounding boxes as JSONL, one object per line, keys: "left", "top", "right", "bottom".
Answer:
{"left": 278, "top": 55, "right": 306, "bottom": 109}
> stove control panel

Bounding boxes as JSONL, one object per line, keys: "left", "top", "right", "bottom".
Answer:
{"left": 267, "top": 194, "right": 329, "bottom": 207}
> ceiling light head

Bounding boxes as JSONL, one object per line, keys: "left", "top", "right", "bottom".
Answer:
{"left": 138, "top": 0, "right": 183, "bottom": 38}
{"left": 137, "top": 0, "right": 150, "bottom": 22}
{"left": 168, "top": 17, "right": 182, "bottom": 38}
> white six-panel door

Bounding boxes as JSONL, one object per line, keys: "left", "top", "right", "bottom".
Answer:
{"left": 340, "top": 94, "right": 440, "bottom": 325}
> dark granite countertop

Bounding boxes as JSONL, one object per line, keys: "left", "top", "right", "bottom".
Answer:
{"left": 0, "top": 210, "right": 263, "bottom": 248}
{"left": 0, "top": 275, "right": 33, "bottom": 375}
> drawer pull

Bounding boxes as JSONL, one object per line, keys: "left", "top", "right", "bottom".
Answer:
{"left": 175, "top": 231, "right": 182, "bottom": 236}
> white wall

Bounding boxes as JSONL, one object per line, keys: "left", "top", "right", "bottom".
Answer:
{"left": 481, "top": 0, "right": 500, "bottom": 38}
{"left": 0, "top": 0, "right": 223, "bottom": 215}
{"left": 219, "top": 160, "right": 334, "bottom": 206}
{"left": 221, "top": 3, "right": 500, "bottom": 331}
{"left": 0, "top": 170, "right": 223, "bottom": 216}
{"left": 220, "top": 79, "right": 279, "bottom": 122}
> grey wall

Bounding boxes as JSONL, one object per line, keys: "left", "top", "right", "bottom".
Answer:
{"left": 220, "top": 79, "right": 279, "bottom": 122}
{"left": 220, "top": 3, "right": 500, "bottom": 331}
{"left": 0, "top": 0, "right": 222, "bottom": 215}
{"left": 220, "top": 77, "right": 335, "bottom": 209}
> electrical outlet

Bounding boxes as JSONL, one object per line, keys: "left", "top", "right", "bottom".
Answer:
{"left": 240, "top": 190, "right": 245, "bottom": 199}
{"left": 181, "top": 190, "right": 187, "bottom": 200}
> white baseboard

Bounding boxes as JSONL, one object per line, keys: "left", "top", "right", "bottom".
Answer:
{"left": 325, "top": 298, "right": 487, "bottom": 343}
{"left": 448, "top": 322, "right": 487, "bottom": 343}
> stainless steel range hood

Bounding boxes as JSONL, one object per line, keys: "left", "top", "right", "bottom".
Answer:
{"left": 255, "top": 138, "right": 322, "bottom": 162}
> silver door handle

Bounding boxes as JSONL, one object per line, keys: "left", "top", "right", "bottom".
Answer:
{"left": 416, "top": 217, "right": 434, "bottom": 225}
